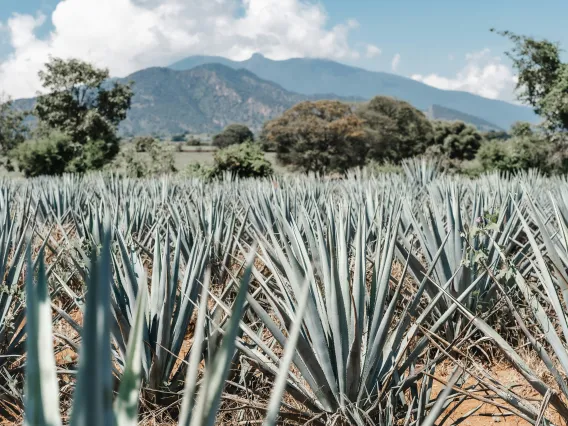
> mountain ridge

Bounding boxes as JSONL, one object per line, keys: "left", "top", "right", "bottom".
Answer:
{"left": 170, "top": 54, "right": 537, "bottom": 130}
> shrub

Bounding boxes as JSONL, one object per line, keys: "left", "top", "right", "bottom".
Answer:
{"left": 186, "top": 137, "right": 201, "bottom": 146}
{"left": 11, "top": 131, "right": 76, "bottom": 177}
{"left": 133, "top": 136, "right": 155, "bottom": 152}
{"left": 210, "top": 142, "right": 273, "bottom": 179}
{"left": 171, "top": 133, "right": 187, "bottom": 142}
{"left": 115, "top": 138, "right": 177, "bottom": 178}
{"left": 212, "top": 124, "right": 254, "bottom": 148}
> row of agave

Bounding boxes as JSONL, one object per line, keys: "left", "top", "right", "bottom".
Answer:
{"left": 1, "top": 163, "right": 568, "bottom": 424}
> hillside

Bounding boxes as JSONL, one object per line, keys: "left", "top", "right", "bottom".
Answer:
{"left": 425, "top": 105, "right": 503, "bottom": 131}
{"left": 14, "top": 64, "right": 361, "bottom": 136}
{"left": 170, "top": 54, "right": 537, "bottom": 130}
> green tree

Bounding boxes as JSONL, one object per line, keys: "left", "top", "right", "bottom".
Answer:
{"left": 212, "top": 124, "right": 254, "bottom": 148}
{"left": 483, "top": 130, "right": 510, "bottom": 141}
{"left": 0, "top": 97, "right": 27, "bottom": 170}
{"left": 476, "top": 131, "right": 554, "bottom": 174}
{"left": 262, "top": 100, "right": 368, "bottom": 173}
{"left": 510, "top": 121, "right": 534, "bottom": 137}
{"left": 494, "top": 29, "right": 568, "bottom": 131}
{"left": 430, "top": 120, "right": 484, "bottom": 160}
{"left": 34, "top": 57, "right": 133, "bottom": 171}
{"left": 356, "top": 96, "right": 434, "bottom": 163}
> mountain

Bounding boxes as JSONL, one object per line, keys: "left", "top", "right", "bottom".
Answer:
{"left": 170, "top": 54, "right": 538, "bottom": 130}
{"left": 425, "top": 105, "right": 503, "bottom": 132}
{"left": 13, "top": 64, "right": 361, "bottom": 136}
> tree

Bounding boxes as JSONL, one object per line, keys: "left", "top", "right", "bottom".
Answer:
{"left": 494, "top": 29, "right": 568, "bottom": 131}
{"left": 356, "top": 96, "right": 434, "bottom": 163}
{"left": 262, "top": 100, "right": 368, "bottom": 173}
{"left": 0, "top": 96, "right": 27, "bottom": 170}
{"left": 510, "top": 121, "right": 534, "bottom": 137}
{"left": 476, "top": 130, "right": 554, "bottom": 174}
{"left": 483, "top": 130, "right": 511, "bottom": 141}
{"left": 34, "top": 57, "right": 133, "bottom": 171}
{"left": 430, "top": 120, "right": 484, "bottom": 160}
{"left": 212, "top": 124, "right": 254, "bottom": 148}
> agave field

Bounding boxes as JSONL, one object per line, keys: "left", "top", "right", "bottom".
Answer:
{"left": 3, "top": 159, "right": 568, "bottom": 425}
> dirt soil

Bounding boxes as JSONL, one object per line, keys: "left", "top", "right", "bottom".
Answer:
{"left": 433, "top": 364, "right": 567, "bottom": 426}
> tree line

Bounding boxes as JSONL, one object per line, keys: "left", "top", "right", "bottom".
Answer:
{"left": 0, "top": 29, "right": 567, "bottom": 178}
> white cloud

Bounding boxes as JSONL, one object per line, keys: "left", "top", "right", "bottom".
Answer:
{"left": 411, "top": 49, "right": 517, "bottom": 101}
{"left": 391, "top": 53, "right": 401, "bottom": 72}
{"left": 0, "top": 0, "right": 360, "bottom": 98}
{"left": 365, "top": 44, "right": 381, "bottom": 58}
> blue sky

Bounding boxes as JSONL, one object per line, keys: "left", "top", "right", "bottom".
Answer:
{"left": 0, "top": 0, "right": 566, "bottom": 100}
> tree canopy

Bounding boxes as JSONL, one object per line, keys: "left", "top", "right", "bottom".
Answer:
{"left": 356, "top": 96, "right": 434, "bottom": 163}
{"left": 431, "top": 120, "right": 484, "bottom": 160}
{"left": 0, "top": 97, "right": 27, "bottom": 170}
{"left": 262, "top": 100, "right": 368, "bottom": 174}
{"left": 212, "top": 124, "right": 254, "bottom": 148}
{"left": 494, "top": 29, "right": 568, "bottom": 132}
{"left": 32, "top": 57, "right": 133, "bottom": 172}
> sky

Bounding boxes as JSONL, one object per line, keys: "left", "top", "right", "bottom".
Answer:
{"left": 0, "top": 0, "right": 566, "bottom": 101}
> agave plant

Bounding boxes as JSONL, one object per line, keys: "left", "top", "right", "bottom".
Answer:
{"left": 237, "top": 195, "right": 463, "bottom": 425}
{"left": 0, "top": 193, "right": 36, "bottom": 417}
{"left": 24, "top": 224, "right": 311, "bottom": 426}
{"left": 397, "top": 182, "right": 526, "bottom": 340}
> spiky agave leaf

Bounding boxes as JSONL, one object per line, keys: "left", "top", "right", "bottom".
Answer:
{"left": 23, "top": 247, "right": 61, "bottom": 426}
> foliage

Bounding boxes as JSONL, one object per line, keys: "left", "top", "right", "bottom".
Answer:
{"left": 186, "top": 136, "right": 201, "bottom": 146}
{"left": 171, "top": 133, "right": 187, "bottom": 142}
{"left": 476, "top": 133, "right": 554, "bottom": 173}
{"left": 429, "top": 120, "right": 484, "bottom": 160}
{"left": 356, "top": 96, "right": 434, "bottom": 163}
{"left": 0, "top": 97, "right": 27, "bottom": 170}
{"left": 210, "top": 142, "right": 272, "bottom": 179}
{"left": 212, "top": 124, "right": 254, "bottom": 149}
{"left": 509, "top": 121, "right": 534, "bottom": 137}
{"left": 116, "top": 138, "right": 177, "bottom": 177}
{"left": 132, "top": 136, "right": 155, "bottom": 152}
{"left": 262, "top": 100, "right": 368, "bottom": 173}
{"left": 11, "top": 131, "right": 76, "bottom": 177}
{"left": 483, "top": 129, "right": 511, "bottom": 141}
{"left": 33, "top": 57, "right": 133, "bottom": 171}
{"left": 495, "top": 29, "right": 568, "bottom": 131}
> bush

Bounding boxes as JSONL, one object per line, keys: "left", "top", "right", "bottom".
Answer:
{"left": 133, "top": 136, "right": 155, "bottom": 152}
{"left": 210, "top": 142, "right": 273, "bottom": 179}
{"left": 115, "top": 138, "right": 177, "bottom": 178}
{"left": 11, "top": 132, "right": 76, "bottom": 177}
{"left": 186, "top": 137, "right": 201, "bottom": 147}
{"left": 171, "top": 133, "right": 187, "bottom": 142}
{"left": 212, "top": 124, "right": 254, "bottom": 148}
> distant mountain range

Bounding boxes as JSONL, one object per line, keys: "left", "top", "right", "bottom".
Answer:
{"left": 13, "top": 54, "right": 535, "bottom": 137}
{"left": 14, "top": 64, "right": 362, "bottom": 136}
{"left": 171, "top": 54, "right": 537, "bottom": 130}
